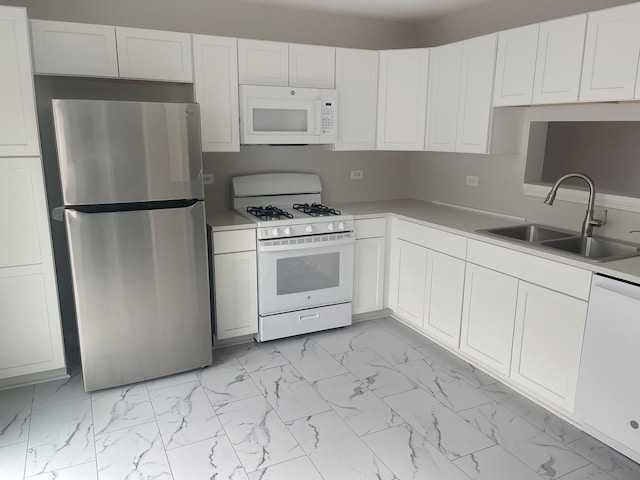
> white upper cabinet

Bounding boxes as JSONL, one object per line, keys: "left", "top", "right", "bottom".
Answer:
{"left": 30, "top": 20, "right": 119, "bottom": 78}
{"left": 377, "top": 48, "right": 429, "bottom": 151}
{"left": 116, "top": 26, "right": 193, "bottom": 82}
{"left": 334, "top": 48, "right": 378, "bottom": 150}
{"left": 532, "top": 15, "right": 586, "bottom": 104}
{"left": 192, "top": 34, "right": 239, "bottom": 152}
{"left": 0, "top": 7, "right": 39, "bottom": 157}
{"left": 493, "top": 24, "right": 539, "bottom": 106}
{"left": 289, "top": 43, "right": 335, "bottom": 88}
{"left": 580, "top": 3, "right": 640, "bottom": 102}
{"left": 238, "top": 39, "right": 289, "bottom": 86}
{"left": 456, "top": 33, "right": 497, "bottom": 153}
{"left": 426, "top": 42, "right": 463, "bottom": 152}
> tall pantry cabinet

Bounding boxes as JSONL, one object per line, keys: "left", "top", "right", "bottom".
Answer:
{"left": 0, "top": 6, "right": 66, "bottom": 387}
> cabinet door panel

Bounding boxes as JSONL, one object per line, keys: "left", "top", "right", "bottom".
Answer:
{"left": 426, "top": 42, "right": 463, "bottom": 152}
{"left": 238, "top": 39, "right": 288, "bottom": 86}
{"left": 377, "top": 49, "right": 429, "bottom": 151}
{"left": 353, "top": 237, "right": 385, "bottom": 314}
{"left": 493, "top": 24, "right": 539, "bottom": 106}
{"left": 580, "top": 3, "right": 640, "bottom": 102}
{"left": 456, "top": 33, "right": 497, "bottom": 153}
{"left": 532, "top": 15, "right": 586, "bottom": 104}
{"left": 334, "top": 48, "right": 378, "bottom": 151}
{"left": 116, "top": 27, "right": 193, "bottom": 82}
{"left": 192, "top": 34, "right": 239, "bottom": 152}
{"left": 0, "top": 7, "right": 39, "bottom": 156}
{"left": 512, "top": 282, "right": 587, "bottom": 411}
{"left": 289, "top": 44, "right": 335, "bottom": 88}
{"left": 214, "top": 251, "right": 258, "bottom": 340}
{"left": 461, "top": 264, "right": 518, "bottom": 375}
{"left": 423, "top": 251, "right": 465, "bottom": 348}
{"left": 393, "top": 239, "right": 428, "bottom": 327}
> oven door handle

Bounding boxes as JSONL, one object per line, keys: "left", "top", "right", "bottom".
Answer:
{"left": 258, "top": 236, "right": 354, "bottom": 252}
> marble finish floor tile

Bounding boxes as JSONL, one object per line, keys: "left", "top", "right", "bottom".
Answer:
{"left": 95, "top": 421, "right": 171, "bottom": 480}
{"left": 352, "top": 326, "right": 426, "bottom": 365}
{"left": 384, "top": 387, "right": 495, "bottom": 459}
{"left": 288, "top": 410, "right": 396, "bottom": 480}
{"left": 247, "top": 456, "right": 323, "bottom": 480}
{"left": 312, "top": 373, "right": 404, "bottom": 436}
{"left": 568, "top": 436, "right": 640, "bottom": 480}
{"left": 0, "top": 442, "right": 27, "bottom": 480}
{"left": 310, "top": 323, "right": 372, "bottom": 355}
{"left": 275, "top": 337, "right": 348, "bottom": 382}
{"left": 334, "top": 347, "right": 416, "bottom": 397}
{"left": 454, "top": 444, "right": 544, "bottom": 480}
{"left": 480, "top": 382, "right": 586, "bottom": 444}
{"left": 397, "top": 358, "right": 493, "bottom": 412}
{"left": 0, "top": 386, "right": 33, "bottom": 447}
{"left": 374, "top": 316, "right": 435, "bottom": 348}
{"left": 32, "top": 370, "right": 88, "bottom": 410}
{"left": 26, "top": 461, "right": 98, "bottom": 480}
{"left": 363, "top": 424, "right": 471, "bottom": 480}
{"left": 229, "top": 342, "right": 289, "bottom": 373}
{"left": 557, "top": 464, "right": 619, "bottom": 480}
{"left": 249, "top": 365, "right": 330, "bottom": 422}
{"left": 418, "top": 343, "right": 497, "bottom": 387}
{"left": 459, "top": 402, "right": 590, "bottom": 479}
{"left": 150, "top": 381, "right": 224, "bottom": 449}
{"left": 91, "top": 383, "right": 155, "bottom": 435}
{"left": 167, "top": 435, "right": 248, "bottom": 480}
{"left": 146, "top": 370, "right": 199, "bottom": 391}
{"left": 215, "top": 395, "right": 304, "bottom": 472}
{"left": 197, "top": 355, "right": 262, "bottom": 406}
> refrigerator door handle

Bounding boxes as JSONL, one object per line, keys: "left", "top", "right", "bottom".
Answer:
{"left": 51, "top": 206, "right": 65, "bottom": 222}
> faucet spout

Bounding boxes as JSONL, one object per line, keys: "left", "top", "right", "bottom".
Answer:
{"left": 543, "top": 172, "right": 607, "bottom": 237}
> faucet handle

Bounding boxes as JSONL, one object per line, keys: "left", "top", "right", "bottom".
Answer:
{"left": 591, "top": 209, "right": 607, "bottom": 227}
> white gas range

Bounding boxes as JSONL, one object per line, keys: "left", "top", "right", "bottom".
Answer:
{"left": 232, "top": 173, "right": 354, "bottom": 342}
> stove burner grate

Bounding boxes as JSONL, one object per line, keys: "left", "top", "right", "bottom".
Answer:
{"left": 293, "top": 203, "right": 342, "bottom": 217}
{"left": 247, "top": 205, "right": 293, "bottom": 221}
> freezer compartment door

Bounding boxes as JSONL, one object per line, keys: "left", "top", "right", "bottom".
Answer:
{"left": 53, "top": 99, "right": 204, "bottom": 205}
{"left": 65, "top": 201, "right": 212, "bottom": 391}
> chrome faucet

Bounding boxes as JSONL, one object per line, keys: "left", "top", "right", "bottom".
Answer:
{"left": 543, "top": 172, "right": 607, "bottom": 237}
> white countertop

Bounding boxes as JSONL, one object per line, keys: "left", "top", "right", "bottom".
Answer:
{"left": 209, "top": 199, "right": 640, "bottom": 284}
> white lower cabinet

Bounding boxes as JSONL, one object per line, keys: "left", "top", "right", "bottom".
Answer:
{"left": 212, "top": 229, "right": 258, "bottom": 340}
{"left": 353, "top": 237, "right": 385, "bottom": 314}
{"left": 460, "top": 263, "right": 518, "bottom": 376}
{"left": 511, "top": 281, "right": 587, "bottom": 411}
{"left": 391, "top": 239, "right": 428, "bottom": 327}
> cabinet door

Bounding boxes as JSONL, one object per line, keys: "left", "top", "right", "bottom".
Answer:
{"left": 214, "top": 251, "right": 258, "bottom": 340}
{"left": 238, "top": 39, "right": 288, "bottom": 86}
{"left": 423, "top": 251, "right": 465, "bottom": 348}
{"left": 456, "top": 33, "right": 497, "bottom": 153}
{"left": 390, "top": 239, "right": 428, "bottom": 327}
{"left": 426, "top": 42, "right": 463, "bottom": 152}
{"left": 532, "top": 15, "right": 586, "bottom": 104}
{"left": 493, "top": 24, "right": 539, "bottom": 106}
{"left": 580, "top": 3, "right": 640, "bottom": 102}
{"left": 511, "top": 282, "right": 587, "bottom": 411}
{"left": 460, "top": 263, "right": 518, "bottom": 376}
{"left": 289, "top": 43, "right": 335, "bottom": 88}
{"left": 0, "top": 7, "right": 39, "bottom": 157}
{"left": 192, "top": 34, "right": 239, "bottom": 152}
{"left": 353, "top": 237, "right": 385, "bottom": 315}
{"left": 0, "top": 157, "right": 65, "bottom": 381}
{"left": 377, "top": 48, "right": 429, "bottom": 151}
{"left": 334, "top": 48, "right": 378, "bottom": 150}
{"left": 30, "top": 20, "right": 118, "bottom": 77}
{"left": 116, "top": 27, "right": 193, "bottom": 82}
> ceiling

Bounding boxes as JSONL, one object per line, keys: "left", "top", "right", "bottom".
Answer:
{"left": 234, "top": 0, "right": 496, "bottom": 21}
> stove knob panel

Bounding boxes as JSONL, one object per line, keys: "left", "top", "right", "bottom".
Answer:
{"left": 283, "top": 227, "right": 291, "bottom": 236}
{"left": 327, "top": 223, "right": 335, "bottom": 231}
{"left": 271, "top": 228, "right": 279, "bottom": 236}
{"left": 262, "top": 229, "right": 269, "bottom": 238}
{"left": 338, "top": 222, "right": 345, "bottom": 230}
{"left": 305, "top": 225, "right": 313, "bottom": 233}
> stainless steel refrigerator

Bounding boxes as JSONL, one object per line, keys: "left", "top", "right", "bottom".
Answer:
{"left": 52, "top": 99, "right": 212, "bottom": 391}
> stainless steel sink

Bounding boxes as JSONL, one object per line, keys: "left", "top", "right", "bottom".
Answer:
{"left": 477, "top": 224, "right": 575, "bottom": 243}
{"left": 539, "top": 236, "right": 640, "bottom": 262}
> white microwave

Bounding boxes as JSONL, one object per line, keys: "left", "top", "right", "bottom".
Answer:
{"left": 239, "top": 85, "right": 337, "bottom": 145}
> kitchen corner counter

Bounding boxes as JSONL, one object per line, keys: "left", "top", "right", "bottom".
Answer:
{"left": 206, "top": 210, "right": 256, "bottom": 232}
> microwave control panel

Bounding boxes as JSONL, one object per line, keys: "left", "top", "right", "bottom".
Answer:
{"left": 322, "top": 103, "right": 335, "bottom": 135}
{"left": 320, "top": 90, "right": 338, "bottom": 142}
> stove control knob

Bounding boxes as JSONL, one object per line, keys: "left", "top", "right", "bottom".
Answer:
{"left": 327, "top": 223, "right": 335, "bottom": 231}
{"left": 283, "top": 227, "right": 291, "bottom": 236}
{"left": 338, "top": 222, "right": 345, "bottom": 230}
{"left": 262, "top": 229, "right": 269, "bottom": 237}
{"left": 271, "top": 228, "right": 279, "bottom": 236}
{"left": 305, "top": 225, "right": 313, "bottom": 233}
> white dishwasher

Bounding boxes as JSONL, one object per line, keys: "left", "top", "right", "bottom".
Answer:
{"left": 575, "top": 274, "right": 640, "bottom": 463}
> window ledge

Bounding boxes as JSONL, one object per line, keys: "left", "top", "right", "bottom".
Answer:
{"left": 523, "top": 183, "right": 640, "bottom": 213}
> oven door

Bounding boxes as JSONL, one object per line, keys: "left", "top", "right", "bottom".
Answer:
{"left": 257, "top": 235, "right": 354, "bottom": 316}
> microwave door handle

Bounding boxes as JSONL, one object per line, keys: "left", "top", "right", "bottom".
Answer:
{"left": 314, "top": 99, "right": 322, "bottom": 135}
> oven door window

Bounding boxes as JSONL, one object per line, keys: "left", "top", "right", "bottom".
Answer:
{"left": 277, "top": 252, "right": 339, "bottom": 295}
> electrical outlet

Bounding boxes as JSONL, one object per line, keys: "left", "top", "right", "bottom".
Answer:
{"left": 466, "top": 175, "right": 479, "bottom": 187}
{"left": 351, "top": 170, "right": 364, "bottom": 180}
{"left": 203, "top": 173, "right": 214, "bottom": 185}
